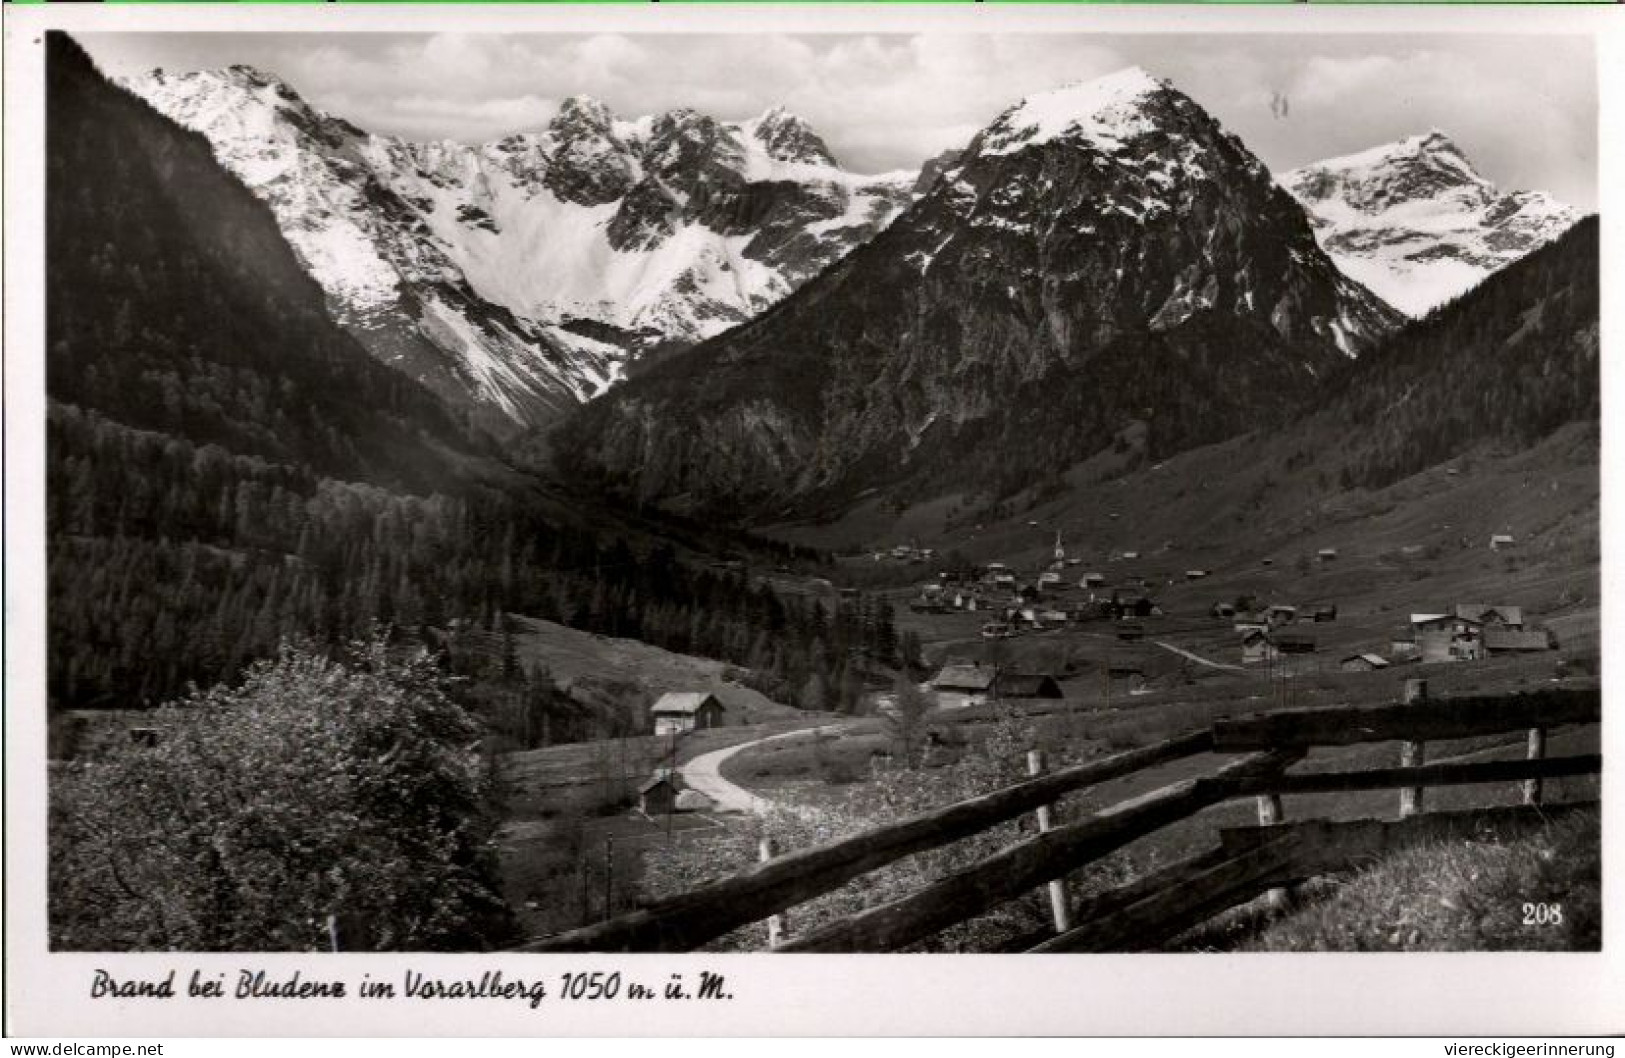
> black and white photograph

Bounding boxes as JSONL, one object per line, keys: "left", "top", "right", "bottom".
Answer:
{"left": 5, "top": 1, "right": 1622, "bottom": 1037}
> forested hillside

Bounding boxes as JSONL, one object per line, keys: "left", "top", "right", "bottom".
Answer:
{"left": 1317, "top": 216, "right": 1598, "bottom": 490}
{"left": 46, "top": 33, "right": 905, "bottom": 720}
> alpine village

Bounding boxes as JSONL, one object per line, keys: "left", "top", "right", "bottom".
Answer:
{"left": 45, "top": 33, "right": 1600, "bottom": 955}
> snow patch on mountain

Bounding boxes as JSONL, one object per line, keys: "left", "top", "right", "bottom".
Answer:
{"left": 121, "top": 66, "right": 918, "bottom": 431}
{"left": 1284, "top": 131, "right": 1578, "bottom": 316}
{"left": 980, "top": 66, "right": 1165, "bottom": 157}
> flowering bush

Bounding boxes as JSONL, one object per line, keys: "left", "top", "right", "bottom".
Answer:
{"left": 49, "top": 637, "right": 515, "bottom": 951}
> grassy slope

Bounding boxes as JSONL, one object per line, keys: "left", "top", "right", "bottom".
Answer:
{"left": 1240, "top": 809, "right": 1600, "bottom": 952}
{"left": 509, "top": 614, "right": 804, "bottom": 727}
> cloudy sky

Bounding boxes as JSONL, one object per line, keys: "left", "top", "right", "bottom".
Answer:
{"left": 81, "top": 32, "right": 1597, "bottom": 209}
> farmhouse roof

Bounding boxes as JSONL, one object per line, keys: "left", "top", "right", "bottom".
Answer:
{"left": 1342, "top": 653, "right": 1390, "bottom": 668}
{"left": 1409, "top": 613, "right": 1451, "bottom": 626}
{"left": 1455, "top": 604, "right": 1524, "bottom": 626}
{"left": 932, "top": 663, "right": 998, "bottom": 693}
{"left": 1484, "top": 627, "right": 1551, "bottom": 652}
{"left": 651, "top": 691, "right": 721, "bottom": 716}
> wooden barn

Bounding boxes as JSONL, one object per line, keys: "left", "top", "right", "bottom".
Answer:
{"left": 639, "top": 771, "right": 680, "bottom": 816}
{"left": 651, "top": 691, "right": 726, "bottom": 736}
{"left": 1340, "top": 653, "right": 1390, "bottom": 673}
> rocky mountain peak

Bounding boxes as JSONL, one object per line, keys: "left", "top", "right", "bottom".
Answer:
{"left": 549, "top": 94, "right": 619, "bottom": 137}
{"left": 1284, "top": 132, "right": 1577, "bottom": 316}
{"left": 976, "top": 65, "right": 1170, "bottom": 158}
{"left": 749, "top": 105, "right": 837, "bottom": 166}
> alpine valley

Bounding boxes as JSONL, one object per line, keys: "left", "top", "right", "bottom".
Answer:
{"left": 48, "top": 30, "right": 1602, "bottom": 959}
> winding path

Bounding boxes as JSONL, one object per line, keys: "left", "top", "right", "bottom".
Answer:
{"left": 680, "top": 723, "right": 853, "bottom": 814}
{"left": 1153, "top": 640, "right": 1247, "bottom": 673}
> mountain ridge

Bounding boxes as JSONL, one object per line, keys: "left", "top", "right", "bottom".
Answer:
{"left": 122, "top": 66, "right": 919, "bottom": 434}
{"left": 556, "top": 66, "right": 1405, "bottom": 517}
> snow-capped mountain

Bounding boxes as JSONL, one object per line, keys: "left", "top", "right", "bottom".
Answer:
{"left": 558, "top": 67, "right": 1403, "bottom": 514}
{"left": 122, "top": 66, "right": 916, "bottom": 432}
{"left": 1284, "top": 131, "right": 1578, "bottom": 317}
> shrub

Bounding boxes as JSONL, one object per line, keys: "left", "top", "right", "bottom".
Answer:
{"left": 49, "top": 637, "right": 515, "bottom": 951}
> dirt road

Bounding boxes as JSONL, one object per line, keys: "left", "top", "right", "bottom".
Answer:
{"left": 1153, "top": 639, "right": 1247, "bottom": 673}
{"left": 680, "top": 723, "right": 852, "bottom": 814}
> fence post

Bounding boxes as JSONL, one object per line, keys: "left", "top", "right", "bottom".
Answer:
{"left": 1027, "top": 750, "right": 1073, "bottom": 933}
{"left": 1255, "top": 791, "right": 1288, "bottom": 911}
{"left": 1523, "top": 726, "right": 1547, "bottom": 805}
{"left": 760, "top": 837, "right": 787, "bottom": 947}
{"left": 1399, "top": 678, "right": 1428, "bottom": 818}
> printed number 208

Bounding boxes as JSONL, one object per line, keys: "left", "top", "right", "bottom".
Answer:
{"left": 1523, "top": 902, "right": 1563, "bottom": 926}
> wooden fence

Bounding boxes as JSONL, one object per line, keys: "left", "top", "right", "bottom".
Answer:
{"left": 514, "top": 685, "right": 1600, "bottom": 954}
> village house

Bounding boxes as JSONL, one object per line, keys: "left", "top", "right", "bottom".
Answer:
{"left": 1234, "top": 613, "right": 1269, "bottom": 635}
{"left": 1340, "top": 653, "right": 1390, "bottom": 673}
{"left": 1080, "top": 572, "right": 1107, "bottom": 588}
{"left": 1211, "top": 601, "right": 1237, "bottom": 619}
{"left": 1317, "top": 548, "right": 1339, "bottom": 562}
{"left": 650, "top": 691, "right": 726, "bottom": 736}
{"left": 1489, "top": 534, "right": 1516, "bottom": 551}
{"left": 930, "top": 662, "right": 999, "bottom": 708}
{"left": 1240, "top": 629, "right": 1277, "bottom": 665}
{"left": 1411, "top": 613, "right": 1483, "bottom": 663}
{"left": 1267, "top": 604, "right": 1298, "bottom": 626}
{"left": 1185, "top": 570, "right": 1210, "bottom": 581}
{"left": 1313, "top": 605, "right": 1339, "bottom": 622}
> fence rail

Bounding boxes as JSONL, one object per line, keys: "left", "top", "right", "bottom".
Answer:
{"left": 516, "top": 686, "right": 1600, "bottom": 954}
